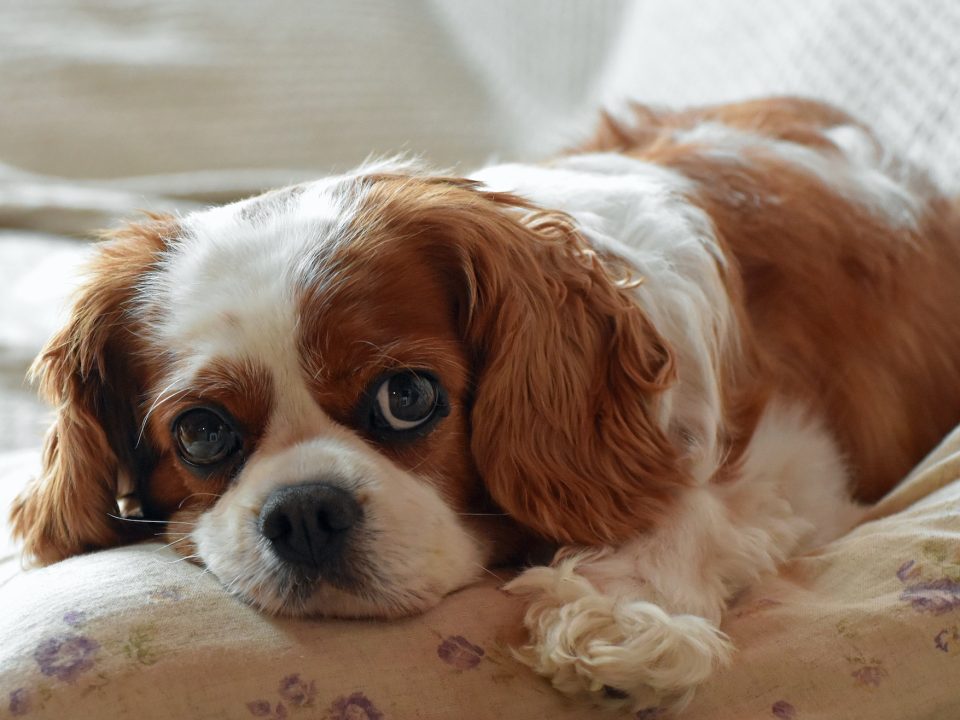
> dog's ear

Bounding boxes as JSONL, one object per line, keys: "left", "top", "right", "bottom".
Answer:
{"left": 360, "top": 177, "right": 688, "bottom": 545}
{"left": 10, "top": 216, "right": 173, "bottom": 564}
{"left": 459, "top": 198, "right": 687, "bottom": 546}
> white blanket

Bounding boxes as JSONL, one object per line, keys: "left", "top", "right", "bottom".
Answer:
{"left": 3, "top": 0, "right": 959, "bottom": 455}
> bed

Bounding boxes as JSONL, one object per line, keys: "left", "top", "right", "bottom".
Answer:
{"left": 2, "top": 2, "right": 959, "bottom": 718}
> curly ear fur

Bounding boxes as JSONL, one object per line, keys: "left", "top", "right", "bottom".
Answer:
{"left": 462, "top": 202, "right": 687, "bottom": 545}
{"left": 358, "top": 176, "right": 688, "bottom": 545}
{"left": 10, "top": 216, "right": 173, "bottom": 564}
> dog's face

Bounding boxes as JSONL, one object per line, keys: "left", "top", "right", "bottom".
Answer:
{"left": 140, "top": 177, "right": 497, "bottom": 617}
{"left": 12, "top": 168, "right": 686, "bottom": 617}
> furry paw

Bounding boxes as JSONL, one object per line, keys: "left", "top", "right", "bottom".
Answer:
{"left": 505, "top": 559, "right": 732, "bottom": 711}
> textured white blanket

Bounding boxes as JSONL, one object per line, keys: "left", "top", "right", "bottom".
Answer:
{"left": 1, "top": 0, "right": 958, "bottom": 451}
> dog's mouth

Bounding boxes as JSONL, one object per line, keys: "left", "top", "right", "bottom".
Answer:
{"left": 230, "top": 557, "right": 435, "bottom": 619}
{"left": 226, "top": 522, "right": 394, "bottom": 617}
{"left": 237, "top": 562, "right": 318, "bottom": 614}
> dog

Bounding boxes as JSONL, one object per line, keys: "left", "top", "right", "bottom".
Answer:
{"left": 11, "top": 97, "right": 960, "bottom": 711}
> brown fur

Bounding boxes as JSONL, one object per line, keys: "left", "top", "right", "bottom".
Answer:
{"left": 576, "top": 97, "right": 859, "bottom": 155}
{"left": 10, "top": 215, "right": 175, "bottom": 563}
{"left": 336, "top": 176, "right": 689, "bottom": 546}
{"left": 583, "top": 98, "right": 960, "bottom": 500}
{"left": 142, "top": 358, "right": 275, "bottom": 518}
{"left": 294, "top": 188, "right": 537, "bottom": 564}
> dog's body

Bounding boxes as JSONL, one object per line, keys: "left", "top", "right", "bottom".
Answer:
{"left": 12, "top": 98, "right": 960, "bottom": 710}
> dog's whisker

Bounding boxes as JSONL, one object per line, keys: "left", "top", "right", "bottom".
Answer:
{"left": 472, "top": 561, "right": 503, "bottom": 582}
{"left": 107, "top": 514, "right": 196, "bottom": 526}
{"left": 136, "top": 380, "right": 189, "bottom": 447}
{"left": 154, "top": 535, "right": 192, "bottom": 552}
{"left": 177, "top": 492, "right": 223, "bottom": 509}
{"left": 195, "top": 565, "right": 214, "bottom": 582}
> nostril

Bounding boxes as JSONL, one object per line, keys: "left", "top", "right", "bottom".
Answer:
{"left": 258, "top": 482, "right": 362, "bottom": 572}
{"left": 260, "top": 508, "right": 292, "bottom": 542}
{"left": 318, "top": 496, "right": 360, "bottom": 533}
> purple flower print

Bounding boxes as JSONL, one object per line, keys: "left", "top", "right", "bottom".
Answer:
{"left": 772, "top": 700, "right": 797, "bottom": 719}
{"left": 851, "top": 665, "right": 888, "bottom": 687}
{"left": 246, "top": 674, "right": 316, "bottom": 719}
{"left": 277, "top": 674, "right": 316, "bottom": 708}
{"left": 896, "top": 560, "right": 919, "bottom": 582}
{"left": 34, "top": 634, "right": 100, "bottom": 682}
{"left": 328, "top": 692, "right": 384, "bottom": 720}
{"left": 635, "top": 707, "right": 666, "bottom": 719}
{"left": 246, "top": 700, "right": 287, "bottom": 719}
{"left": 246, "top": 700, "right": 272, "bottom": 717}
{"left": 437, "top": 635, "right": 485, "bottom": 670}
{"left": 8, "top": 688, "right": 31, "bottom": 716}
{"left": 934, "top": 626, "right": 959, "bottom": 653}
{"left": 63, "top": 610, "right": 87, "bottom": 627}
{"left": 899, "top": 578, "right": 960, "bottom": 615}
{"left": 148, "top": 586, "right": 184, "bottom": 603}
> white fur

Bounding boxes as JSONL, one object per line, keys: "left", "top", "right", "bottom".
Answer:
{"left": 823, "top": 124, "right": 937, "bottom": 200}
{"left": 142, "top": 175, "right": 351, "bottom": 378}
{"left": 673, "top": 121, "right": 920, "bottom": 228}
{"left": 506, "top": 403, "right": 863, "bottom": 711}
{"left": 138, "top": 173, "right": 485, "bottom": 617}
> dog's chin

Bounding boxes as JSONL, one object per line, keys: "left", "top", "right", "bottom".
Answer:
{"left": 236, "top": 574, "right": 446, "bottom": 619}
{"left": 203, "top": 552, "right": 449, "bottom": 619}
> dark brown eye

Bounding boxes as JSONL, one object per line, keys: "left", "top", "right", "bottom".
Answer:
{"left": 360, "top": 370, "right": 449, "bottom": 442}
{"left": 375, "top": 372, "right": 438, "bottom": 430}
{"left": 173, "top": 407, "right": 239, "bottom": 467}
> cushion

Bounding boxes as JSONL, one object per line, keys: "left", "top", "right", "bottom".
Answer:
{"left": 2, "top": 426, "right": 960, "bottom": 719}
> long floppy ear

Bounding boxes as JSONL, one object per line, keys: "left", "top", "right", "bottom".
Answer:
{"left": 462, "top": 200, "right": 687, "bottom": 546}
{"left": 10, "top": 216, "right": 173, "bottom": 564}
{"left": 360, "top": 176, "right": 687, "bottom": 546}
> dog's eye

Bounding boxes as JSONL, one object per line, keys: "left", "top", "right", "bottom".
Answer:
{"left": 362, "top": 371, "right": 449, "bottom": 441}
{"left": 173, "top": 407, "right": 240, "bottom": 467}
{"left": 376, "top": 373, "right": 438, "bottom": 429}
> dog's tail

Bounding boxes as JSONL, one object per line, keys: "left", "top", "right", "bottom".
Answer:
{"left": 571, "top": 96, "right": 859, "bottom": 156}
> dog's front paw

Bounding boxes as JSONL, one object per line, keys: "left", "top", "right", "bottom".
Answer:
{"left": 505, "top": 560, "right": 732, "bottom": 712}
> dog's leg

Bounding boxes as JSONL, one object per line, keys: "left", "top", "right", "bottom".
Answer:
{"left": 506, "top": 404, "right": 862, "bottom": 711}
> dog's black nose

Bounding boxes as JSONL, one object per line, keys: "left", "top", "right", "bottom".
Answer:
{"left": 258, "top": 483, "right": 362, "bottom": 573}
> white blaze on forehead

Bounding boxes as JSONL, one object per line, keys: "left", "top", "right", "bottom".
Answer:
{"left": 139, "top": 176, "right": 357, "bottom": 392}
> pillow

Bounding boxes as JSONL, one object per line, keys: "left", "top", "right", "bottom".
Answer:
{"left": 2, "top": 427, "right": 960, "bottom": 720}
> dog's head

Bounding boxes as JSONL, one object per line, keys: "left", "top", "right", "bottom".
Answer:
{"left": 11, "top": 167, "right": 686, "bottom": 616}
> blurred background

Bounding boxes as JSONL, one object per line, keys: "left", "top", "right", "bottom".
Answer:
{"left": 1, "top": 0, "right": 959, "bottom": 452}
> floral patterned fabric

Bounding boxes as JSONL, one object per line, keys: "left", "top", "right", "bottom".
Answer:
{"left": 2, "top": 426, "right": 960, "bottom": 720}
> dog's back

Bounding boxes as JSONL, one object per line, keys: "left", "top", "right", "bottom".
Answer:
{"left": 580, "top": 97, "right": 960, "bottom": 500}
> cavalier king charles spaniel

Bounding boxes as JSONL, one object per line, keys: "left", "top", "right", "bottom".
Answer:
{"left": 11, "top": 97, "right": 960, "bottom": 711}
